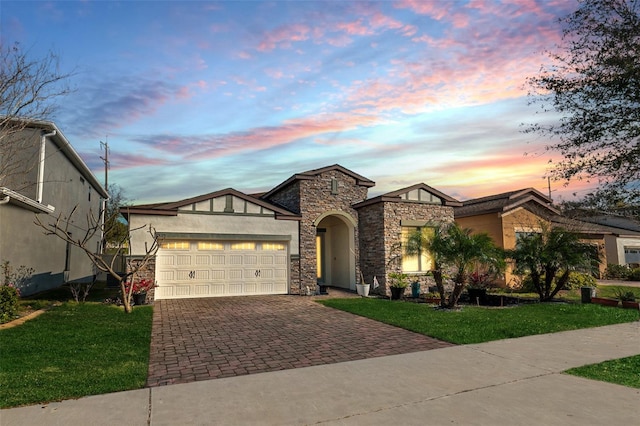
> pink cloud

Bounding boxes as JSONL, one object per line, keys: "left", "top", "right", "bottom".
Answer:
{"left": 257, "top": 23, "right": 311, "bottom": 51}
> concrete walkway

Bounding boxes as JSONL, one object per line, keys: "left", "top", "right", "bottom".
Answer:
{"left": 3, "top": 322, "right": 638, "bottom": 425}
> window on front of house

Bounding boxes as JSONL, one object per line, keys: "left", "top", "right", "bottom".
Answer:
{"left": 401, "top": 226, "right": 434, "bottom": 273}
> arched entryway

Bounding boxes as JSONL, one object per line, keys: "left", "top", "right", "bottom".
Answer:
{"left": 314, "top": 212, "right": 356, "bottom": 290}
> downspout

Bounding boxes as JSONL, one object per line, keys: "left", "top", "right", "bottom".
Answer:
{"left": 0, "top": 196, "right": 9, "bottom": 205}
{"left": 37, "top": 130, "right": 57, "bottom": 203}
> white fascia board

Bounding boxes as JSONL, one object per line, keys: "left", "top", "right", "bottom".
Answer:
{"left": 0, "top": 187, "right": 55, "bottom": 214}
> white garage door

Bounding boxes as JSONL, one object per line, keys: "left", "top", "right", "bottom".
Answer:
{"left": 154, "top": 240, "right": 288, "bottom": 299}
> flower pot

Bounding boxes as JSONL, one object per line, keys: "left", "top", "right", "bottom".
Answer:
{"left": 356, "top": 283, "right": 370, "bottom": 297}
{"left": 622, "top": 301, "right": 639, "bottom": 310}
{"left": 133, "top": 292, "right": 147, "bottom": 305}
{"left": 411, "top": 281, "right": 420, "bottom": 298}
{"left": 424, "top": 297, "right": 440, "bottom": 304}
{"left": 390, "top": 287, "right": 404, "bottom": 300}
{"left": 467, "top": 288, "right": 487, "bottom": 305}
{"left": 591, "top": 297, "right": 619, "bottom": 307}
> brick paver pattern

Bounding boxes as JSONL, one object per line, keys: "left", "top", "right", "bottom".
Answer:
{"left": 146, "top": 294, "right": 454, "bottom": 387}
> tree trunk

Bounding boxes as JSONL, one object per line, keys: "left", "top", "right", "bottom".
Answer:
{"left": 119, "top": 279, "right": 133, "bottom": 314}
{"left": 432, "top": 266, "right": 447, "bottom": 307}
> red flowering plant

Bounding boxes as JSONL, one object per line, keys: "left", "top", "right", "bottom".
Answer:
{"left": 124, "top": 279, "right": 155, "bottom": 295}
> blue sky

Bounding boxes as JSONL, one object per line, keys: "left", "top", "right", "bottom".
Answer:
{"left": 2, "top": 0, "right": 590, "bottom": 204}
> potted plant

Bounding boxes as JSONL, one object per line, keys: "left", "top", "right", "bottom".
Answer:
{"left": 356, "top": 272, "right": 370, "bottom": 297}
{"left": 388, "top": 272, "right": 408, "bottom": 300}
{"left": 125, "top": 279, "right": 155, "bottom": 305}
{"left": 467, "top": 271, "right": 491, "bottom": 305}
{"left": 615, "top": 289, "right": 639, "bottom": 310}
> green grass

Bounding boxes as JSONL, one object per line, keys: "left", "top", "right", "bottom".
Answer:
{"left": 566, "top": 355, "right": 640, "bottom": 389}
{"left": 0, "top": 302, "right": 153, "bottom": 408}
{"left": 318, "top": 298, "right": 639, "bottom": 344}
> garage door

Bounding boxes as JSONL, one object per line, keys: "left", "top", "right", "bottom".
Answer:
{"left": 154, "top": 240, "right": 288, "bottom": 299}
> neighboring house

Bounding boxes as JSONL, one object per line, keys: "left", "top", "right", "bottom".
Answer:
{"left": 0, "top": 119, "right": 108, "bottom": 295}
{"left": 124, "top": 165, "right": 461, "bottom": 299}
{"left": 555, "top": 213, "right": 640, "bottom": 268}
{"left": 455, "top": 188, "right": 561, "bottom": 286}
{"left": 454, "top": 188, "right": 640, "bottom": 284}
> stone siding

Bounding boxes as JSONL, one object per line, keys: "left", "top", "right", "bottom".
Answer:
{"left": 298, "top": 170, "right": 368, "bottom": 292}
{"left": 267, "top": 181, "right": 301, "bottom": 214}
{"left": 126, "top": 256, "right": 157, "bottom": 304}
{"left": 358, "top": 201, "right": 455, "bottom": 296}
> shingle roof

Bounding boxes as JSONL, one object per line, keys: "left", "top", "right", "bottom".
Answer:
{"left": 121, "top": 188, "right": 299, "bottom": 220}
{"left": 454, "top": 188, "right": 558, "bottom": 218}
{"left": 261, "top": 164, "right": 375, "bottom": 199}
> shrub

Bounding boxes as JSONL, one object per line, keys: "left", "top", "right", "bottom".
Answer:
{"left": 565, "top": 272, "right": 598, "bottom": 290}
{"left": 0, "top": 285, "right": 20, "bottom": 324}
{"left": 604, "top": 264, "right": 631, "bottom": 280}
{"left": 520, "top": 271, "right": 596, "bottom": 293}
{"left": 629, "top": 268, "right": 640, "bottom": 282}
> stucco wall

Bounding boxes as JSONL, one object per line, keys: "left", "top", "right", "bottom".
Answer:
{"left": 128, "top": 212, "right": 299, "bottom": 255}
{"left": 0, "top": 132, "right": 105, "bottom": 295}
{"left": 456, "top": 213, "right": 504, "bottom": 248}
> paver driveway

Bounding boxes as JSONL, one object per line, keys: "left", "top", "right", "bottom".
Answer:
{"left": 146, "top": 294, "right": 454, "bottom": 387}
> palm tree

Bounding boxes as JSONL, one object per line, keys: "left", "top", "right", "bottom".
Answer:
{"left": 406, "top": 223, "right": 505, "bottom": 308}
{"left": 508, "top": 225, "right": 596, "bottom": 302}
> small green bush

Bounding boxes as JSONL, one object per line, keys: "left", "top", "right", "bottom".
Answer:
{"left": 520, "top": 271, "right": 596, "bottom": 292}
{"left": 629, "top": 268, "right": 640, "bottom": 282}
{"left": 0, "top": 285, "right": 20, "bottom": 324}
{"left": 604, "top": 264, "right": 631, "bottom": 280}
{"left": 565, "top": 272, "right": 598, "bottom": 290}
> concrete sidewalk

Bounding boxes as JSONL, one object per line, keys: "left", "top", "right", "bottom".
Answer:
{"left": 3, "top": 322, "right": 639, "bottom": 425}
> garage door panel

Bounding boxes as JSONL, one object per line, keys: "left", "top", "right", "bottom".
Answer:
{"left": 211, "top": 269, "right": 226, "bottom": 280}
{"left": 158, "top": 255, "right": 175, "bottom": 266}
{"left": 228, "top": 269, "right": 242, "bottom": 280}
{"left": 194, "top": 270, "right": 209, "bottom": 280}
{"left": 195, "top": 284, "right": 210, "bottom": 295}
{"left": 175, "top": 286, "right": 191, "bottom": 296}
{"left": 155, "top": 241, "right": 288, "bottom": 299}
{"left": 176, "top": 270, "right": 193, "bottom": 280}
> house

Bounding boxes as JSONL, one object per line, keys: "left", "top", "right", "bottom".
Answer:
{"left": 454, "top": 188, "right": 640, "bottom": 284}
{"left": 0, "top": 119, "right": 109, "bottom": 295}
{"left": 559, "top": 212, "right": 640, "bottom": 267}
{"left": 123, "top": 164, "right": 461, "bottom": 299}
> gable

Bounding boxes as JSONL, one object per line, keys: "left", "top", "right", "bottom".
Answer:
{"left": 177, "top": 194, "right": 275, "bottom": 215}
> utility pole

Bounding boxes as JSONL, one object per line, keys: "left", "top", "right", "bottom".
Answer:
{"left": 100, "top": 138, "right": 110, "bottom": 190}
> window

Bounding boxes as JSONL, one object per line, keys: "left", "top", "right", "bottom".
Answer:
{"left": 401, "top": 226, "right": 434, "bottom": 273}
{"left": 231, "top": 242, "right": 256, "bottom": 250}
{"left": 197, "top": 242, "right": 224, "bottom": 250}
{"left": 160, "top": 241, "right": 190, "bottom": 250}
{"left": 262, "top": 243, "right": 285, "bottom": 251}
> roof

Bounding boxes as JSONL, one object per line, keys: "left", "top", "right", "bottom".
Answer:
{"left": 353, "top": 183, "right": 462, "bottom": 209}
{"left": 122, "top": 187, "right": 300, "bottom": 220}
{"left": 261, "top": 164, "right": 375, "bottom": 199}
{"left": 565, "top": 213, "right": 640, "bottom": 233}
{"left": 454, "top": 188, "right": 559, "bottom": 218}
{"left": 551, "top": 215, "right": 640, "bottom": 238}
{"left": 3, "top": 118, "right": 109, "bottom": 199}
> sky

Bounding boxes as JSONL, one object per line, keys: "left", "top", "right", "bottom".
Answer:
{"left": 2, "top": 0, "right": 595, "bottom": 205}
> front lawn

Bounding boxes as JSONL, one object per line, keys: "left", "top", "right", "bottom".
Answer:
{"left": 0, "top": 302, "right": 152, "bottom": 408}
{"left": 566, "top": 355, "right": 640, "bottom": 389}
{"left": 318, "top": 298, "right": 639, "bottom": 344}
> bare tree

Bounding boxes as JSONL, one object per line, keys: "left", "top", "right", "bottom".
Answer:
{"left": 35, "top": 206, "right": 158, "bottom": 313}
{"left": 0, "top": 42, "right": 73, "bottom": 187}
